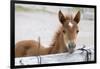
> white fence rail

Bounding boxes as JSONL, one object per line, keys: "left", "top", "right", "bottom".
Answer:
{"left": 15, "top": 46, "right": 94, "bottom": 66}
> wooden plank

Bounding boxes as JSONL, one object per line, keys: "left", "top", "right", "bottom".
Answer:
{"left": 15, "top": 48, "right": 94, "bottom": 66}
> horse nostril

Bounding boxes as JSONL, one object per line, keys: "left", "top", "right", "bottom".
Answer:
{"left": 68, "top": 43, "right": 75, "bottom": 49}
{"left": 74, "top": 44, "right": 76, "bottom": 48}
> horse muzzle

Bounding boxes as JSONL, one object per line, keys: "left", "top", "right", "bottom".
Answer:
{"left": 67, "top": 42, "right": 76, "bottom": 53}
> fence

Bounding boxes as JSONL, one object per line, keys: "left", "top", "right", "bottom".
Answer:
{"left": 15, "top": 45, "right": 94, "bottom": 66}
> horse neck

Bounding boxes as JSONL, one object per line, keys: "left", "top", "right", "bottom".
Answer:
{"left": 49, "top": 27, "right": 68, "bottom": 54}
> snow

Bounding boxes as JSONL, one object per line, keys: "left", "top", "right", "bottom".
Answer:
{"left": 15, "top": 12, "right": 61, "bottom": 47}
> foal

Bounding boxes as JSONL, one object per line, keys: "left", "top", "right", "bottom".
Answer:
{"left": 15, "top": 10, "right": 80, "bottom": 57}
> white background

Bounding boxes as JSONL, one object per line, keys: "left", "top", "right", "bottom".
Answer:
{"left": 0, "top": 0, "right": 99, "bottom": 69}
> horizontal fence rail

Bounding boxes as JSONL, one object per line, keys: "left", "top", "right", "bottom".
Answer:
{"left": 15, "top": 45, "right": 94, "bottom": 66}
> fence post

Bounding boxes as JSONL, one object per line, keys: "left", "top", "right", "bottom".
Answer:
{"left": 37, "top": 37, "right": 41, "bottom": 64}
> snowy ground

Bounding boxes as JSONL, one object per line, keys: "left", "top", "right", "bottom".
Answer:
{"left": 15, "top": 4, "right": 95, "bottom": 65}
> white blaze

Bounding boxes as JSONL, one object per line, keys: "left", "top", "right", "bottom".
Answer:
{"left": 68, "top": 22, "right": 73, "bottom": 28}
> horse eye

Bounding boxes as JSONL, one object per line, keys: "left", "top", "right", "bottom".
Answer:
{"left": 63, "top": 30, "right": 66, "bottom": 33}
{"left": 76, "top": 30, "right": 79, "bottom": 33}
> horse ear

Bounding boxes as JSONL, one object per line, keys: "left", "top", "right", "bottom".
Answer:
{"left": 59, "top": 10, "right": 66, "bottom": 24}
{"left": 74, "top": 11, "right": 80, "bottom": 24}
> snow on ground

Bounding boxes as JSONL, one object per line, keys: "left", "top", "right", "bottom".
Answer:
{"left": 15, "top": 12, "right": 61, "bottom": 47}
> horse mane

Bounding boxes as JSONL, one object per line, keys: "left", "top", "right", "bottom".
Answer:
{"left": 50, "top": 26, "right": 63, "bottom": 47}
